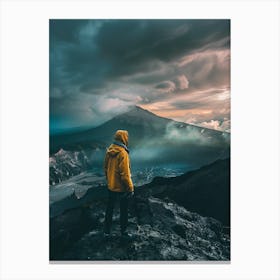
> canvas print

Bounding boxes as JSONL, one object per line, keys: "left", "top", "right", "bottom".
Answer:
{"left": 49, "top": 19, "right": 230, "bottom": 261}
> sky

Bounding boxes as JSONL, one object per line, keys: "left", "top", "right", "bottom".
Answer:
{"left": 50, "top": 19, "right": 230, "bottom": 134}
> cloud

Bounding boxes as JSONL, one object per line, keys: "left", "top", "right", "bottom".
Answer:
{"left": 155, "top": 81, "right": 176, "bottom": 93}
{"left": 94, "top": 20, "right": 229, "bottom": 76}
{"left": 175, "top": 75, "right": 189, "bottom": 90}
{"left": 50, "top": 19, "right": 230, "bottom": 132}
{"left": 196, "top": 119, "right": 231, "bottom": 132}
{"left": 155, "top": 74, "right": 189, "bottom": 93}
{"left": 140, "top": 87, "right": 230, "bottom": 131}
{"left": 50, "top": 19, "right": 89, "bottom": 43}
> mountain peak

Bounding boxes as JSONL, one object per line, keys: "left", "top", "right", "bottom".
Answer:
{"left": 123, "top": 105, "right": 167, "bottom": 120}
{"left": 128, "top": 105, "right": 152, "bottom": 114}
{"left": 131, "top": 105, "right": 143, "bottom": 110}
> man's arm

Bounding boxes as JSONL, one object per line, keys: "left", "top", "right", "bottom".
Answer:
{"left": 118, "top": 151, "right": 134, "bottom": 192}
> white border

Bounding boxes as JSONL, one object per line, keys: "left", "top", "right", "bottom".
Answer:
{"left": 0, "top": 0, "right": 279, "bottom": 279}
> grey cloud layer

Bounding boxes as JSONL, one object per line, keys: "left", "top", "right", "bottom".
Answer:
{"left": 50, "top": 19, "right": 230, "bottom": 130}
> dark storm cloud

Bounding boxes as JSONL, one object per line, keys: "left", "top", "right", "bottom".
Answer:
{"left": 170, "top": 100, "right": 206, "bottom": 110}
{"left": 50, "top": 19, "right": 229, "bottom": 92}
{"left": 155, "top": 82, "right": 174, "bottom": 89}
{"left": 95, "top": 20, "right": 229, "bottom": 77}
{"left": 50, "top": 20, "right": 89, "bottom": 43}
{"left": 50, "top": 19, "right": 230, "bottom": 132}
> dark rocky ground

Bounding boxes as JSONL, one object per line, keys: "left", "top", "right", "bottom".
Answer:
{"left": 56, "top": 198, "right": 229, "bottom": 261}
{"left": 50, "top": 159, "right": 230, "bottom": 261}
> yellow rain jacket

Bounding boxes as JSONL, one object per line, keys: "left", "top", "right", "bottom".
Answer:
{"left": 104, "top": 130, "right": 134, "bottom": 192}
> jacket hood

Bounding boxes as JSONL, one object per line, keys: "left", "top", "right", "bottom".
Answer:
{"left": 106, "top": 144, "right": 123, "bottom": 157}
{"left": 114, "top": 130, "right": 129, "bottom": 146}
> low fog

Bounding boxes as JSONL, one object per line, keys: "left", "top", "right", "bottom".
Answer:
{"left": 89, "top": 121, "right": 230, "bottom": 172}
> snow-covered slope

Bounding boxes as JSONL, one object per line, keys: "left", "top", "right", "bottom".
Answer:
{"left": 49, "top": 148, "right": 92, "bottom": 185}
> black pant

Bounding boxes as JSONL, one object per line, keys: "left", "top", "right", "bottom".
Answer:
{"left": 104, "top": 190, "right": 128, "bottom": 234}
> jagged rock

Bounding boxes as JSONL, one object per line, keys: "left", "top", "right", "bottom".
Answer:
{"left": 49, "top": 149, "right": 93, "bottom": 185}
{"left": 50, "top": 196, "right": 230, "bottom": 261}
{"left": 139, "top": 158, "right": 230, "bottom": 225}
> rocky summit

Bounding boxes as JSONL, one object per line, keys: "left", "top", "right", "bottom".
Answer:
{"left": 50, "top": 191, "right": 230, "bottom": 261}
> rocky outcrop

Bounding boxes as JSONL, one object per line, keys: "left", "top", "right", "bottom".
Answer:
{"left": 50, "top": 193, "right": 230, "bottom": 261}
{"left": 139, "top": 158, "right": 230, "bottom": 226}
{"left": 49, "top": 149, "right": 92, "bottom": 185}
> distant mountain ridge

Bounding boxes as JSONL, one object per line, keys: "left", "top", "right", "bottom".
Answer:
{"left": 50, "top": 106, "right": 171, "bottom": 153}
{"left": 50, "top": 106, "right": 229, "bottom": 154}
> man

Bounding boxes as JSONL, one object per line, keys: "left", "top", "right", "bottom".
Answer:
{"left": 103, "top": 130, "right": 134, "bottom": 237}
